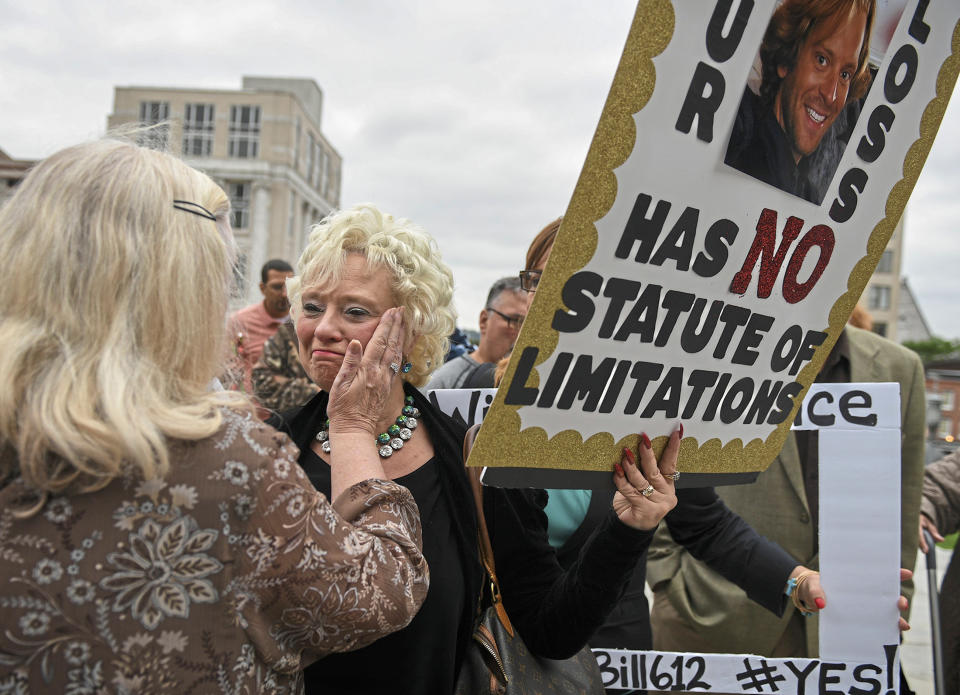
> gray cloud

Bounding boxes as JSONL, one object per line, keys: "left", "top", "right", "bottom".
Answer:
{"left": 2, "top": 0, "right": 958, "bottom": 338}
{"left": 902, "top": 79, "right": 960, "bottom": 339}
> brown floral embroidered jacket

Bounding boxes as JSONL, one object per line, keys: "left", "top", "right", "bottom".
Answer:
{"left": 0, "top": 409, "right": 428, "bottom": 694}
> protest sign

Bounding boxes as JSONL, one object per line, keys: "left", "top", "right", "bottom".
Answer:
{"left": 594, "top": 382, "right": 903, "bottom": 692}
{"left": 468, "top": 0, "right": 959, "bottom": 488}
{"left": 426, "top": 388, "right": 497, "bottom": 431}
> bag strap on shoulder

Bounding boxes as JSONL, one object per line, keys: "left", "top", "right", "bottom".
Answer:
{"left": 463, "top": 424, "right": 515, "bottom": 637}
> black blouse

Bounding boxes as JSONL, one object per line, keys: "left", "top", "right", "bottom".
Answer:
{"left": 299, "top": 451, "right": 464, "bottom": 693}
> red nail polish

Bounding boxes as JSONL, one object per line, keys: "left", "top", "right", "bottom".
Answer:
{"left": 814, "top": 598, "right": 825, "bottom": 609}
{"left": 623, "top": 448, "right": 636, "bottom": 466}
{"left": 615, "top": 463, "right": 624, "bottom": 476}
{"left": 640, "top": 433, "right": 651, "bottom": 449}
{"left": 679, "top": 423, "right": 684, "bottom": 438}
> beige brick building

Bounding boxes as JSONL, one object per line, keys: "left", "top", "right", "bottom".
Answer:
{"left": 108, "top": 76, "right": 341, "bottom": 303}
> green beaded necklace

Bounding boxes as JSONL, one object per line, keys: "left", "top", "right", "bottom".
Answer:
{"left": 315, "top": 395, "right": 420, "bottom": 458}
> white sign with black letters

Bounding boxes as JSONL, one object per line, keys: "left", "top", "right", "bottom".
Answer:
{"left": 594, "top": 382, "right": 902, "bottom": 692}
{"left": 468, "top": 0, "right": 958, "bottom": 487}
{"left": 431, "top": 384, "right": 902, "bottom": 691}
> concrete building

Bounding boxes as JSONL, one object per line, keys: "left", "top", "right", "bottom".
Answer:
{"left": 0, "top": 148, "right": 37, "bottom": 207}
{"left": 897, "top": 276, "right": 933, "bottom": 344}
{"left": 107, "top": 76, "right": 341, "bottom": 303}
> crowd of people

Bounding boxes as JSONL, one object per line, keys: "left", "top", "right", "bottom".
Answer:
{"left": 0, "top": 141, "right": 915, "bottom": 695}
{"left": 0, "top": 135, "right": 697, "bottom": 693}
{"left": 0, "top": 1, "right": 942, "bottom": 693}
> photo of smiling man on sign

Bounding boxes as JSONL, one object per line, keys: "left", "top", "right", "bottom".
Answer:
{"left": 725, "top": 0, "right": 875, "bottom": 205}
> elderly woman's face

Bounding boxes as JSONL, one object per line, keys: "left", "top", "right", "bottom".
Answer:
{"left": 296, "top": 253, "right": 396, "bottom": 392}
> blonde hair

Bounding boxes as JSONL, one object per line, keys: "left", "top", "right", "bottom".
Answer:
{"left": 0, "top": 138, "right": 248, "bottom": 499}
{"left": 289, "top": 204, "right": 456, "bottom": 387}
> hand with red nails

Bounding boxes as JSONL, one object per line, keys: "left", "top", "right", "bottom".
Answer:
{"left": 612, "top": 428, "right": 680, "bottom": 530}
{"left": 788, "top": 566, "right": 826, "bottom": 614}
{"left": 785, "top": 566, "right": 914, "bottom": 631}
{"left": 898, "top": 568, "right": 912, "bottom": 632}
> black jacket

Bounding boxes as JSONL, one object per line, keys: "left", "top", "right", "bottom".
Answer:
{"left": 557, "top": 486, "right": 795, "bottom": 650}
{"left": 270, "top": 384, "right": 655, "bottom": 692}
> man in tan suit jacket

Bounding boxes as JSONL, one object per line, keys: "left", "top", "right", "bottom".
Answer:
{"left": 647, "top": 326, "right": 926, "bottom": 658}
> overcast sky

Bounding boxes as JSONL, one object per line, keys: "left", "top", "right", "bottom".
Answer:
{"left": 2, "top": 0, "right": 957, "bottom": 338}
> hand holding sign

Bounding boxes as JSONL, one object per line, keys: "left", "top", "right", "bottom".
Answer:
{"left": 613, "top": 428, "right": 680, "bottom": 530}
{"left": 787, "top": 565, "right": 827, "bottom": 614}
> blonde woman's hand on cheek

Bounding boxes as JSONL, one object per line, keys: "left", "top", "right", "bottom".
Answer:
{"left": 327, "top": 307, "right": 405, "bottom": 437}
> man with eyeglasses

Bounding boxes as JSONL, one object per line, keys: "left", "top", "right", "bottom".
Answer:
{"left": 427, "top": 276, "right": 526, "bottom": 390}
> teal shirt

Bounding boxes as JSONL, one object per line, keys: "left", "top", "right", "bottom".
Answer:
{"left": 543, "top": 489, "right": 593, "bottom": 548}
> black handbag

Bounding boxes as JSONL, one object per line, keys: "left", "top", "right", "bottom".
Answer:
{"left": 454, "top": 426, "right": 605, "bottom": 695}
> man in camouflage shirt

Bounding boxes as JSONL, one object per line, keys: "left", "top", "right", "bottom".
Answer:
{"left": 252, "top": 320, "right": 319, "bottom": 413}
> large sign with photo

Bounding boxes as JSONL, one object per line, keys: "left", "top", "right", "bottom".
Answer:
{"left": 468, "top": 0, "right": 959, "bottom": 486}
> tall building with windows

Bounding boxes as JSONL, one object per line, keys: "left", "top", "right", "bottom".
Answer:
{"left": 108, "top": 76, "right": 341, "bottom": 303}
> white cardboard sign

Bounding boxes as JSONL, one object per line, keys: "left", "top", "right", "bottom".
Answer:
{"left": 594, "top": 382, "right": 902, "bottom": 692}
{"left": 431, "top": 383, "right": 902, "bottom": 689}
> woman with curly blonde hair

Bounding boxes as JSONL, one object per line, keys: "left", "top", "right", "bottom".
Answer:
{"left": 0, "top": 140, "right": 428, "bottom": 693}
{"left": 270, "top": 203, "right": 682, "bottom": 694}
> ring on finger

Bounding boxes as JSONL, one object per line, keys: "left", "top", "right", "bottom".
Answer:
{"left": 389, "top": 362, "right": 401, "bottom": 374}
{"left": 640, "top": 485, "right": 655, "bottom": 497}
{"left": 665, "top": 472, "right": 680, "bottom": 481}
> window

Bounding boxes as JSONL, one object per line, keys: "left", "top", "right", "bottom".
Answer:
{"left": 232, "top": 252, "right": 248, "bottom": 300}
{"left": 306, "top": 133, "right": 315, "bottom": 181}
{"left": 941, "top": 391, "right": 956, "bottom": 412}
{"left": 876, "top": 249, "right": 894, "bottom": 273}
{"left": 326, "top": 156, "right": 340, "bottom": 203}
{"left": 182, "top": 103, "right": 215, "bottom": 156}
{"left": 316, "top": 144, "right": 325, "bottom": 190}
{"left": 867, "top": 285, "right": 891, "bottom": 311}
{"left": 294, "top": 117, "right": 301, "bottom": 166}
{"left": 228, "top": 106, "right": 261, "bottom": 158}
{"left": 228, "top": 182, "right": 251, "bottom": 229}
{"left": 324, "top": 153, "right": 335, "bottom": 198}
{"left": 139, "top": 101, "right": 169, "bottom": 124}
{"left": 872, "top": 322, "right": 887, "bottom": 337}
{"left": 318, "top": 148, "right": 328, "bottom": 194}
{"left": 138, "top": 101, "right": 170, "bottom": 147}
{"left": 938, "top": 420, "right": 953, "bottom": 439}
{"left": 287, "top": 192, "right": 296, "bottom": 243}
